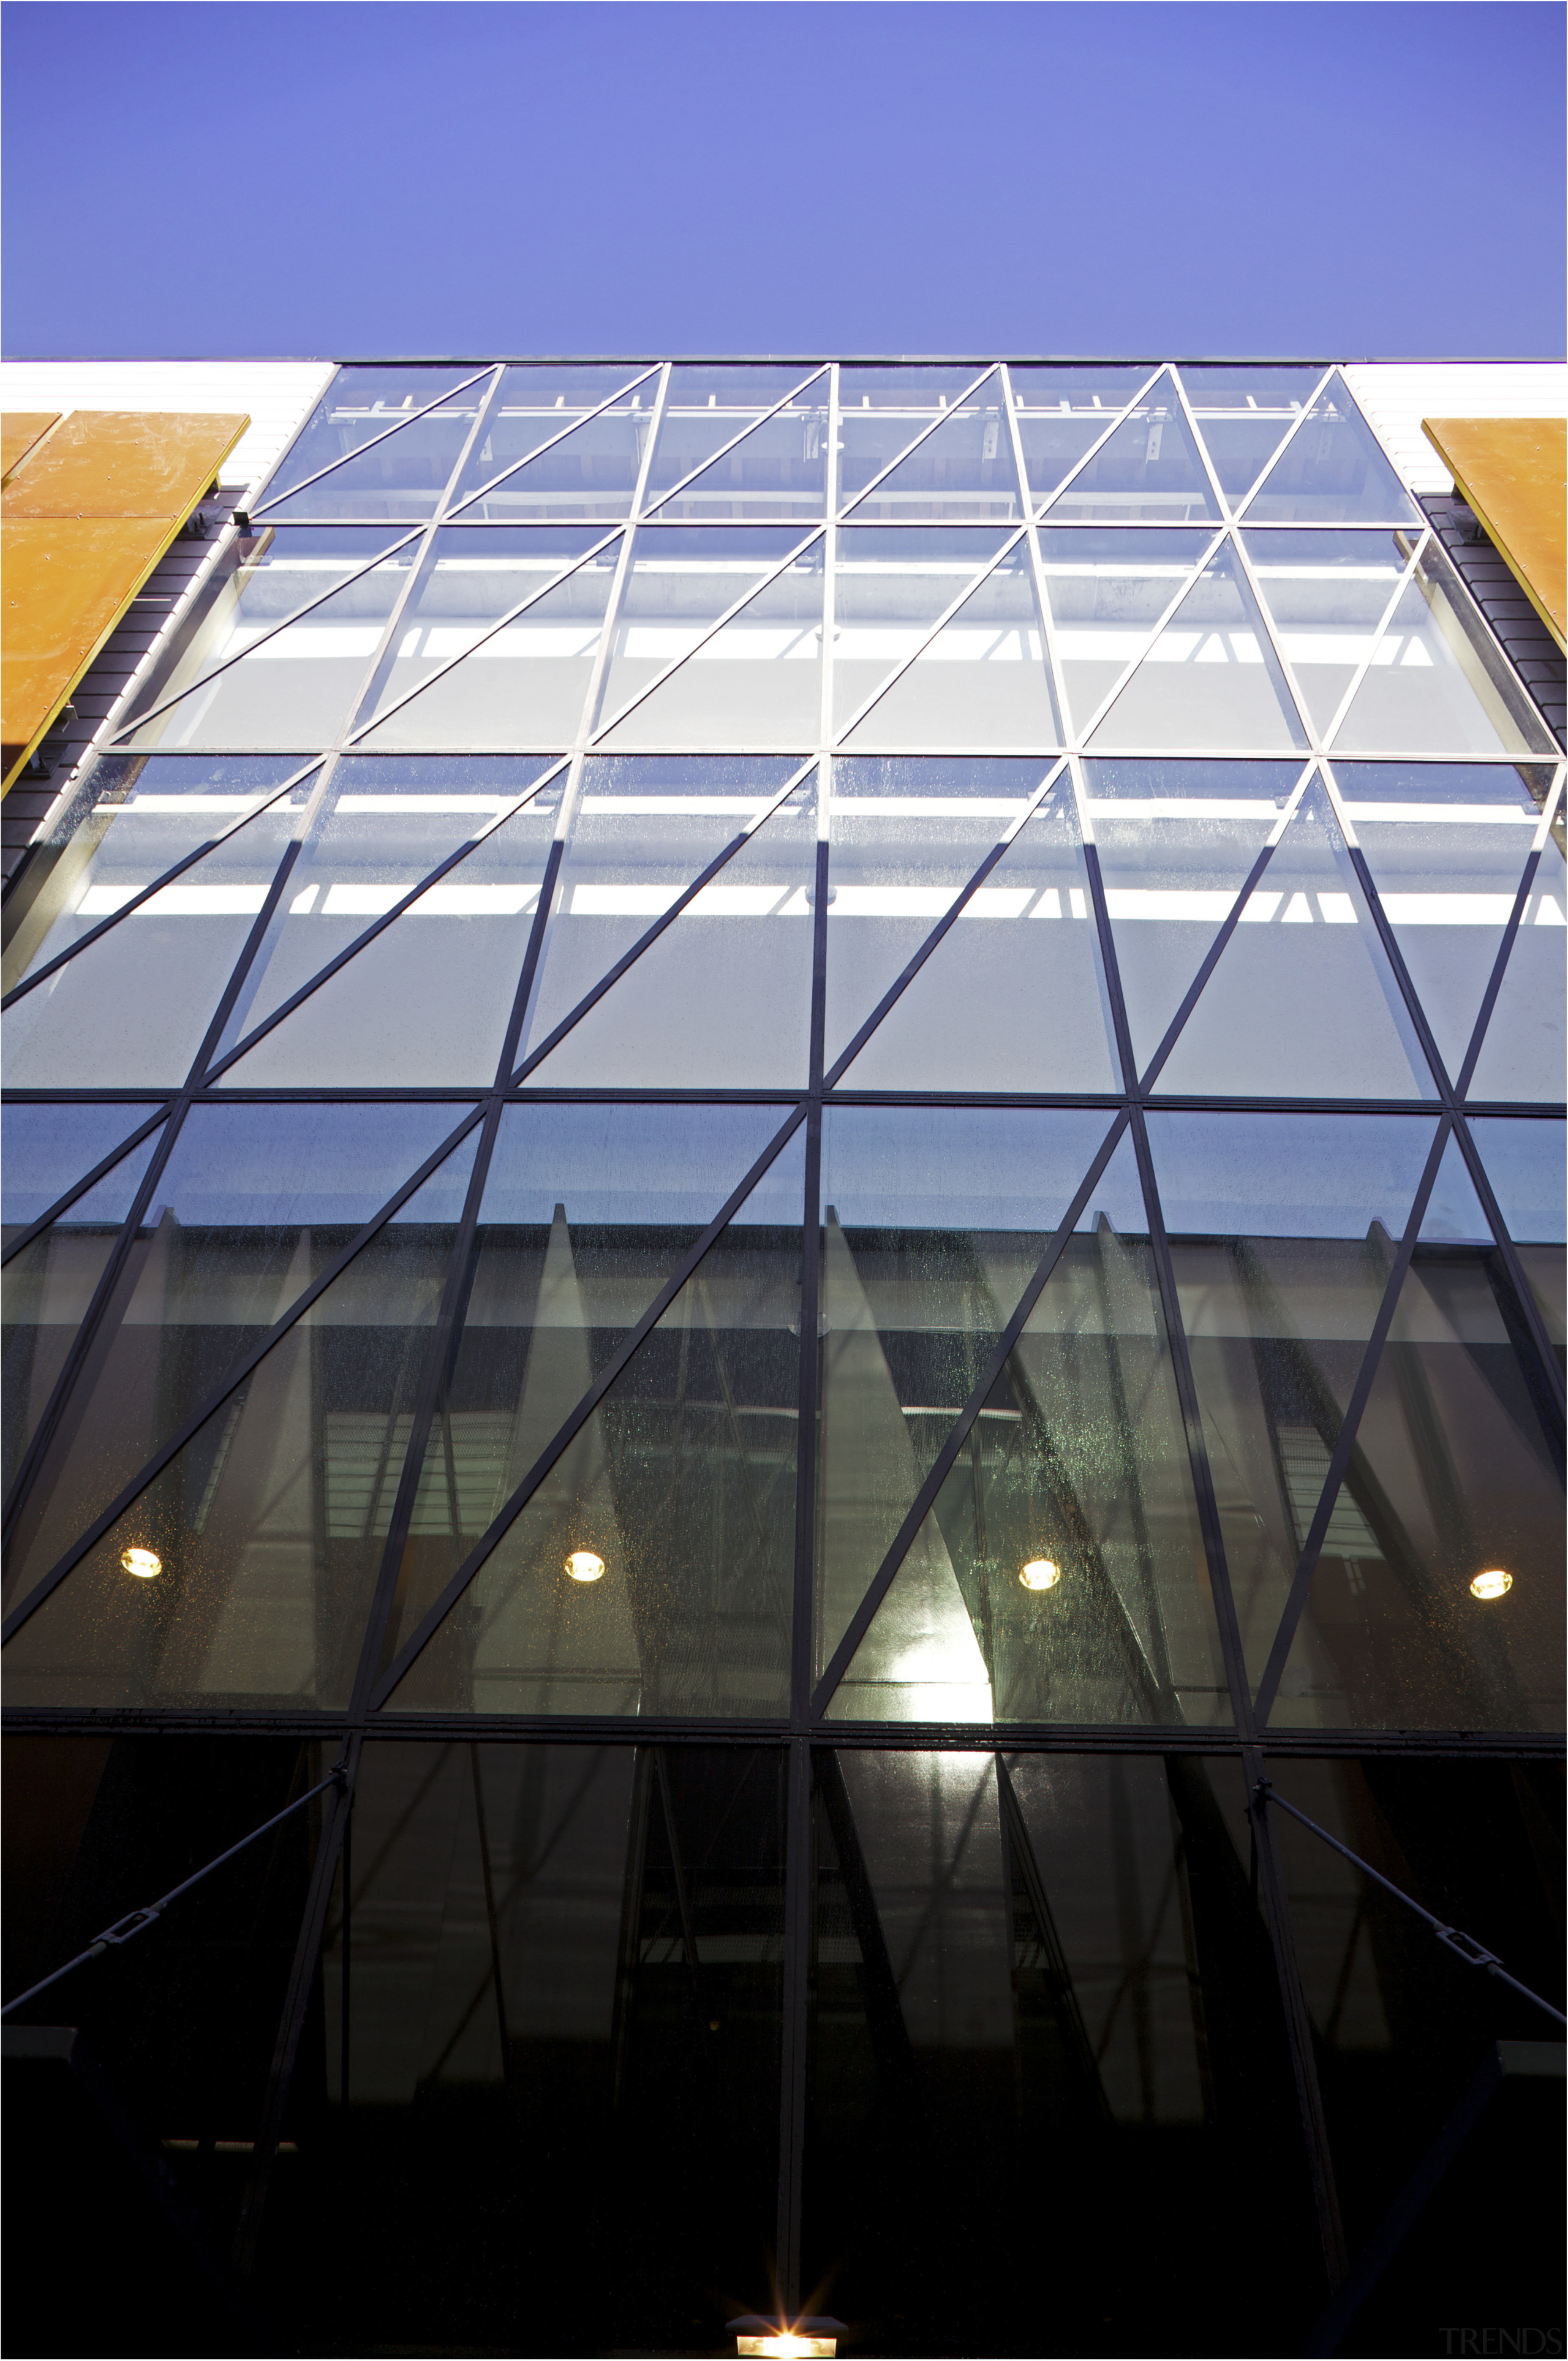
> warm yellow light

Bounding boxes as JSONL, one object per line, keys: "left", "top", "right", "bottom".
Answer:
{"left": 736, "top": 2340, "right": 835, "bottom": 2360}
{"left": 564, "top": 1550, "right": 606, "bottom": 1584}
{"left": 1469, "top": 1568, "right": 1512, "bottom": 1601}
{"left": 121, "top": 1547, "right": 162, "bottom": 1580}
{"left": 1019, "top": 1557, "right": 1060, "bottom": 1592}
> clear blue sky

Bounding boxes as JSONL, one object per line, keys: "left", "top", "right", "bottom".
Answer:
{"left": 4, "top": 1, "right": 1563, "bottom": 359}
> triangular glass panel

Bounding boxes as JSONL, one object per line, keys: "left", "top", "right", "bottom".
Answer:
{"left": 2, "top": 787, "right": 309, "bottom": 1089}
{"left": 0, "top": 1133, "right": 480, "bottom": 1709}
{"left": 260, "top": 375, "right": 491, "bottom": 520}
{"left": 597, "top": 539, "right": 826, "bottom": 750}
{"left": 1089, "top": 546, "right": 1309, "bottom": 754}
{"left": 127, "top": 531, "right": 418, "bottom": 751}
{"left": 2, "top": 755, "right": 311, "bottom": 995}
{"left": 355, "top": 537, "right": 619, "bottom": 750}
{"left": 1155, "top": 779, "right": 1434, "bottom": 1098}
{"left": 831, "top": 526, "right": 1016, "bottom": 736}
{"left": 1178, "top": 368, "right": 1326, "bottom": 506}
{"left": 1242, "top": 529, "right": 1410, "bottom": 738}
{"left": 260, "top": 367, "right": 488, "bottom": 510}
{"left": 1009, "top": 366, "right": 1152, "bottom": 507}
{"left": 447, "top": 365, "right": 647, "bottom": 510}
{"left": 1468, "top": 1116, "right": 1566, "bottom": 1367}
{"left": 1, "top": 1125, "right": 165, "bottom": 1514}
{"left": 1035, "top": 527, "right": 1214, "bottom": 740}
{"left": 2, "top": 1101, "right": 476, "bottom": 1608}
{"left": 832, "top": 780, "right": 1120, "bottom": 1091}
{"left": 360, "top": 526, "right": 611, "bottom": 722}
{"left": 646, "top": 367, "right": 829, "bottom": 522}
{"left": 214, "top": 788, "right": 561, "bottom": 1087}
{"left": 812, "top": 1105, "right": 1120, "bottom": 1680}
{"left": 1039, "top": 372, "right": 1221, "bottom": 524}
{"left": 827, "top": 1127, "right": 1229, "bottom": 1726}
{"left": 1337, "top": 761, "right": 1555, "bottom": 1086}
{"left": 377, "top": 1103, "right": 801, "bottom": 1658}
{"left": 597, "top": 527, "right": 815, "bottom": 726}
{"left": 821, "top": 757, "right": 1050, "bottom": 1073}
{"left": 211, "top": 756, "right": 559, "bottom": 1061}
{"left": 522, "top": 783, "right": 816, "bottom": 1085}
{"left": 2, "top": 1102, "right": 163, "bottom": 1239}
{"left": 1265, "top": 1176, "right": 1564, "bottom": 1732}
{"left": 382, "top": 1128, "right": 807, "bottom": 1717}
{"left": 1419, "top": 1129, "right": 1492, "bottom": 1243}
{"left": 1243, "top": 372, "right": 1420, "bottom": 526}
{"left": 1144, "top": 1106, "right": 1440, "bottom": 1700}
{"left": 1465, "top": 856, "right": 1568, "bottom": 1102}
{"left": 1085, "top": 758, "right": 1304, "bottom": 1081}
{"left": 843, "top": 371, "right": 1022, "bottom": 523}
{"left": 514, "top": 756, "right": 804, "bottom": 1067}
{"left": 837, "top": 368, "right": 991, "bottom": 512}
{"left": 1330, "top": 537, "right": 1556, "bottom": 757}
{"left": 447, "top": 379, "right": 655, "bottom": 523}
{"left": 842, "top": 543, "right": 1060, "bottom": 749}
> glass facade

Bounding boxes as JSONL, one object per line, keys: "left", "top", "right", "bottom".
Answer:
{"left": 3, "top": 358, "right": 1562, "bottom": 2357}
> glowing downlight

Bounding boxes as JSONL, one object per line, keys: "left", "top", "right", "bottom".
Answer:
{"left": 121, "top": 1547, "right": 162, "bottom": 1580}
{"left": 564, "top": 1550, "right": 606, "bottom": 1583}
{"left": 1019, "top": 1558, "right": 1060, "bottom": 1592}
{"left": 732, "top": 2318, "right": 843, "bottom": 2359}
{"left": 1469, "top": 1569, "right": 1512, "bottom": 1601}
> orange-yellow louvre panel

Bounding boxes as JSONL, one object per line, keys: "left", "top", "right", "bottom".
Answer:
{"left": 1422, "top": 415, "right": 1567, "bottom": 654}
{"left": 1, "top": 407, "right": 248, "bottom": 792}
{"left": 1, "top": 414, "right": 61, "bottom": 484}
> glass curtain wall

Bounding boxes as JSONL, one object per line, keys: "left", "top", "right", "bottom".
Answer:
{"left": 3, "top": 358, "right": 1562, "bottom": 2360}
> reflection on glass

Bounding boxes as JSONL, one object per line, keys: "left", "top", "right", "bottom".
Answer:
{"left": 1, "top": 1103, "right": 475, "bottom": 1611}
{"left": 845, "top": 374, "right": 1022, "bottom": 522}
{"left": 1090, "top": 545, "right": 1308, "bottom": 754}
{"left": 1009, "top": 365, "right": 1151, "bottom": 505}
{"left": 1179, "top": 366, "right": 1325, "bottom": 504}
{"left": 827, "top": 1131, "right": 1226, "bottom": 1725}
{"left": 447, "top": 364, "right": 646, "bottom": 510}
{"left": 1041, "top": 374, "right": 1220, "bottom": 524}
{"left": 216, "top": 789, "right": 561, "bottom": 1087}
{"left": 1, "top": 1128, "right": 164, "bottom": 1509}
{"left": 1085, "top": 758, "right": 1302, "bottom": 1078}
{"left": 2, "top": 755, "right": 311, "bottom": 997}
{"left": 355, "top": 538, "right": 619, "bottom": 749}
{"left": 386, "top": 1135, "right": 804, "bottom": 1716}
{"left": 831, "top": 526, "right": 1014, "bottom": 734}
{"left": 2, "top": 792, "right": 307, "bottom": 1089}
{"left": 1243, "top": 531, "right": 1409, "bottom": 736}
{"left": 1332, "top": 540, "right": 1556, "bottom": 757}
{"left": 647, "top": 368, "right": 829, "bottom": 521}
{"left": 843, "top": 545, "right": 1058, "bottom": 749}
{"left": 0, "top": 1138, "right": 479, "bottom": 1706}
{"left": 130, "top": 532, "right": 417, "bottom": 750}
{"left": 1, "top": 1102, "right": 162, "bottom": 1236}
{"left": 1035, "top": 528, "right": 1213, "bottom": 737}
{"left": 1336, "top": 762, "right": 1551, "bottom": 1084}
{"left": 527, "top": 792, "right": 815, "bottom": 1085}
{"left": 379, "top": 1102, "right": 799, "bottom": 1658}
{"left": 517, "top": 758, "right": 805, "bottom": 1075}
{"left": 813, "top": 1108, "right": 1119, "bottom": 1679}
{"left": 1469, "top": 1116, "right": 1566, "bottom": 1362}
{"left": 446, "top": 380, "right": 654, "bottom": 521}
{"left": 1243, "top": 374, "right": 1420, "bottom": 526}
{"left": 260, "top": 379, "right": 489, "bottom": 521}
{"left": 1155, "top": 780, "right": 1433, "bottom": 1098}
{"left": 598, "top": 541, "right": 825, "bottom": 749}
{"left": 260, "top": 368, "right": 486, "bottom": 508}
{"left": 836, "top": 369, "right": 991, "bottom": 509}
{"left": 363, "top": 527, "right": 609, "bottom": 720}
{"left": 1464, "top": 839, "right": 1567, "bottom": 1102}
{"left": 831, "top": 773, "right": 1118, "bottom": 1090}
{"left": 1146, "top": 1109, "right": 1439, "bottom": 1700}
{"left": 598, "top": 528, "right": 811, "bottom": 723}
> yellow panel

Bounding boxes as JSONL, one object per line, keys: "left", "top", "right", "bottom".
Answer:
{"left": 1422, "top": 415, "right": 1567, "bottom": 654}
{"left": 1, "top": 413, "right": 61, "bottom": 483}
{"left": 2, "top": 409, "right": 248, "bottom": 520}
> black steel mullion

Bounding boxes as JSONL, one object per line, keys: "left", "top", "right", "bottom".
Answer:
{"left": 790, "top": 1108, "right": 824, "bottom": 1723}
{"left": 1457, "top": 848, "right": 1540, "bottom": 1099}
{"left": 1252, "top": 1117, "right": 1453, "bottom": 1724}
{"left": 1344, "top": 841, "right": 1457, "bottom": 1103}
{"left": 0, "top": 1102, "right": 488, "bottom": 1642}
{"left": 0, "top": 1105, "right": 172, "bottom": 1268}
{"left": 370, "top": 1101, "right": 810, "bottom": 1706}
{"left": 809, "top": 1108, "right": 1130, "bottom": 1718}
{"left": 1137, "top": 830, "right": 1286, "bottom": 1090}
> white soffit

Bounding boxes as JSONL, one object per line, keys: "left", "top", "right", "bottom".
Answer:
{"left": 0, "top": 358, "right": 335, "bottom": 501}
{"left": 1346, "top": 363, "right": 1568, "bottom": 495}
